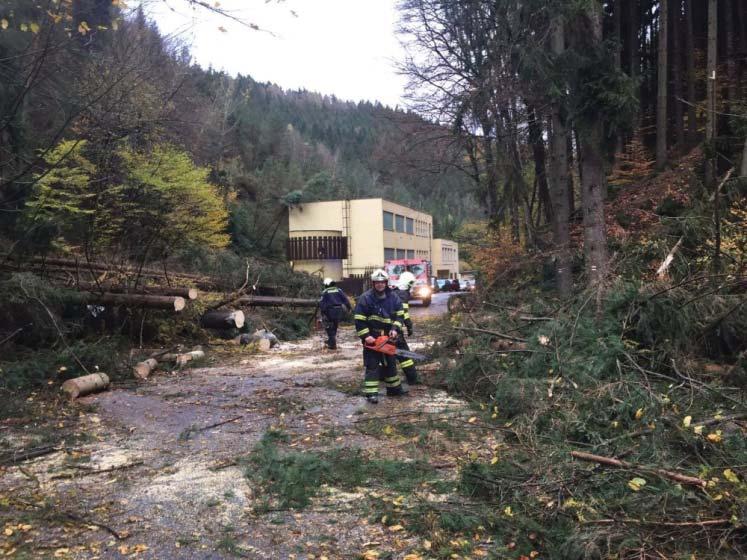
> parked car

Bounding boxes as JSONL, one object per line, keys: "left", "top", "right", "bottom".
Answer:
{"left": 434, "top": 279, "right": 451, "bottom": 292}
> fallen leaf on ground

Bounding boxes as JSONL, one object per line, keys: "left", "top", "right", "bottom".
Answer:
{"left": 628, "top": 477, "right": 647, "bottom": 491}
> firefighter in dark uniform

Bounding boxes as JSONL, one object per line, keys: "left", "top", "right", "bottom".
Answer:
{"left": 354, "top": 269, "right": 406, "bottom": 404}
{"left": 392, "top": 276, "right": 419, "bottom": 385}
{"left": 319, "top": 278, "right": 351, "bottom": 350}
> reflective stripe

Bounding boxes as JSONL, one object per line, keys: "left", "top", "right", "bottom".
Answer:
{"left": 400, "top": 359, "right": 414, "bottom": 368}
{"left": 357, "top": 328, "right": 370, "bottom": 336}
{"left": 354, "top": 314, "right": 368, "bottom": 320}
{"left": 393, "top": 321, "right": 403, "bottom": 328}
{"left": 402, "top": 303, "right": 409, "bottom": 309}
{"left": 384, "top": 377, "right": 401, "bottom": 387}
{"left": 367, "top": 315, "right": 392, "bottom": 324}
{"left": 363, "top": 386, "right": 379, "bottom": 394}
{"left": 364, "top": 381, "right": 379, "bottom": 386}
{"left": 395, "top": 310, "right": 405, "bottom": 316}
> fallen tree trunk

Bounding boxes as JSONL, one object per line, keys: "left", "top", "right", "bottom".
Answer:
{"left": 236, "top": 295, "right": 317, "bottom": 307}
{"left": 201, "top": 309, "right": 245, "bottom": 329}
{"left": 78, "top": 293, "right": 186, "bottom": 311}
{"left": 77, "top": 283, "right": 198, "bottom": 300}
{"left": 61, "top": 373, "right": 110, "bottom": 399}
{"left": 133, "top": 358, "right": 158, "bottom": 380}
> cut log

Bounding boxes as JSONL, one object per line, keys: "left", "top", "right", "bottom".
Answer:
{"left": 79, "top": 292, "right": 186, "bottom": 311}
{"left": 61, "top": 373, "right": 110, "bottom": 399}
{"left": 160, "top": 349, "right": 206, "bottom": 366}
{"left": 201, "top": 309, "right": 245, "bottom": 329}
{"left": 236, "top": 295, "right": 317, "bottom": 307}
{"left": 133, "top": 358, "right": 158, "bottom": 380}
{"left": 77, "top": 283, "right": 198, "bottom": 300}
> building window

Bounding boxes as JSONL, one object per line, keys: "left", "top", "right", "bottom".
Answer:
{"left": 384, "top": 247, "right": 395, "bottom": 261}
{"left": 395, "top": 214, "right": 405, "bottom": 232}
{"left": 407, "top": 249, "right": 415, "bottom": 259}
{"left": 406, "top": 217, "right": 414, "bottom": 235}
{"left": 396, "top": 248, "right": 407, "bottom": 259}
{"left": 383, "top": 211, "right": 394, "bottom": 231}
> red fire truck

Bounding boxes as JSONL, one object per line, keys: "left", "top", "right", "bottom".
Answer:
{"left": 384, "top": 259, "right": 432, "bottom": 307}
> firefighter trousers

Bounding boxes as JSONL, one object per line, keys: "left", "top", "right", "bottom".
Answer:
{"left": 395, "top": 337, "right": 418, "bottom": 384}
{"left": 362, "top": 346, "right": 403, "bottom": 396}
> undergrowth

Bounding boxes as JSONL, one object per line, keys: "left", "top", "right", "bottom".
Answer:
{"left": 245, "top": 429, "right": 438, "bottom": 510}
{"left": 431, "top": 274, "right": 747, "bottom": 558}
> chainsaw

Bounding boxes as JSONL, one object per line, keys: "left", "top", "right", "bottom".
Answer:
{"left": 364, "top": 335, "right": 427, "bottom": 361}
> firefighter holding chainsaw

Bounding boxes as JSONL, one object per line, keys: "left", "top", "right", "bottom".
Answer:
{"left": 354, "top": 269, "right": 406, "bottom": 403}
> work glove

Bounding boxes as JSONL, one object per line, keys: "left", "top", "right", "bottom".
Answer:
{"left": 407, "top": 326, "right": 413, "bottom": 337}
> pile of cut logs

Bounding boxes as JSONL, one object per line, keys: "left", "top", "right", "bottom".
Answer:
{"left": 1, "top": 255, "right": 318, "bottom": 330}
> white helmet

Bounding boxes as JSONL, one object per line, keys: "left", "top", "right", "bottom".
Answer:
{"left": 323, "top": 277, "right": 334, "bottom": 287}
{"left": 397, "top": 271, "right": 416, "bottom": 291}
{"left": 370, "top": 268, "right": 389, "bottom": 282}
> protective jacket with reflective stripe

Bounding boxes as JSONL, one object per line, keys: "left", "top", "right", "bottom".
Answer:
{"left": 392, "top": 288, "right": 413, "bottom": 331}
{"left": 319, "top": 286, "right": 350, "bottom": 316}
{"left": 353, "top": 288, "right": 404, "bottom": 340}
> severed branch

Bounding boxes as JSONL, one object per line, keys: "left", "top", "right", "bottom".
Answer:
{"left": 206, "top": 259, "right": 252, "bottom": 311}
{"left": 656, "top": 236, "right": 684, "bottom": 279}
{"left": 194, "top": 416, "right": 243, "bottom": 433}
{"left": 570, "top": 450, "right": 706, "bottom": 488}
{"left": 452, "top": 326, "right": 527, "bottom": 343}
{"left": 50, "top": 460, "right": 145, "bottom": 480}
{"left": 0, "top": 445, "right": 61, "bottom": 466}
{"left": 11, "top": 497, "right": 125, "bottom": 540}
{"left": 582, "top": 517, "right": 731, "bottom": 527}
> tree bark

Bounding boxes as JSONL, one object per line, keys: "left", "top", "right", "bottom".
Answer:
{"left": 78, "top": 293, "right": 186, "bottom": 311}
{"left": 237, "top": 295, "right": 317, "bottom": 307}
{"left": 548, "top": 17, "right": 573, "bottom": 297}
{"left": 580, "top": 125, "right": 609, "bottom": 289}
{"left": 706, "top": 0, "right": 718, "bottom": 187}
{"left": 201, "top": 309, "right": 246, "bottom": 329}
{"left": 672, "top": 0, "right": 685, "bottom": 149}
{"left": 725, "top": 0, "right": 737, "bottom": 116}
{"left": 656, "top": 0, "right": 668, "bottom": 168}
{"left": 77, "top": 283, "right": 198, "bottom": 300}
{"left": 579, "top": 4, "right": 609, "bottom": 291}
{"left": 628, "top": 0, "right": 638, "bottom": 78}
{"left": 527, "top": 106, "right": 552, "bottom": 224}
{"left": 685, "top": 0, "right": 697, "bottom": 144}
{"left": 61, "top": 373, "right": 110, "bottom": 399}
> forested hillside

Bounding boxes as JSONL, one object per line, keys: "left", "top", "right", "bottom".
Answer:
{"left": 0, "top": 1, "right": 478, "bottom": 267}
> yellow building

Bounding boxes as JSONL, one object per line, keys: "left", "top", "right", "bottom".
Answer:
{"left": 431, "top": 238, "right": 460, "bottom": 279}
{"left": 287, "top": 198, "right": 437, "bottom": 280}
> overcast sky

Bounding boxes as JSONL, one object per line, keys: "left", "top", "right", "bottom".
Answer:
{"left": 144, "top": 0, "right": 408, "bottom": 108}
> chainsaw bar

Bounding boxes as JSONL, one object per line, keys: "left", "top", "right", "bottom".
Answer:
{"left": 394, "top": 348, "right": 427, "bottom": 360}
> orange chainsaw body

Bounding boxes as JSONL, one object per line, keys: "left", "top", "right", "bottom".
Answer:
{"left": 365, "top": 335, "right": 399, "bottom": 355}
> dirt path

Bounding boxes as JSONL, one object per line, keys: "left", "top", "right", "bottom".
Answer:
{"left": 0, "top": 302, "right": 501, "bottom": 559}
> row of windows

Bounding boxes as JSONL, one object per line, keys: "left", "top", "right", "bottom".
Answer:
{"left": 383, "top": 211, "right": 414, "bottom": 234}
{"left": 415, "top": 218, "right": 431, "bottom": 238}
{"left": 384, "top": 248, "right": 416, "bottom": 261}
{"left": 383, "top": 211, "right": 433, "bottom": 237}
{"left": 441, "top": 246, "right": 458, "bottom": 263}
